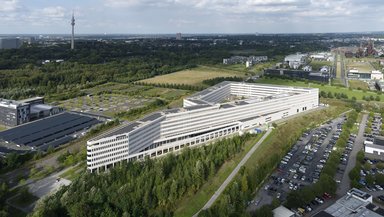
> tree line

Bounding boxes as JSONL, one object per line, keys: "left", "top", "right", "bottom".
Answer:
{"left": 31, "top": 134, "right": 256, "bottom": 217}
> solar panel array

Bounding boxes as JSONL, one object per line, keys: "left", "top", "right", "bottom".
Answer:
{"left": 0, "top": 112, "right": 101, "bottom": 149}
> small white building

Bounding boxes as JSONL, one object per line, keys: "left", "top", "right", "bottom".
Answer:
{"left": 371, "top": 70, "right": 383, "bottom": 80}
{"left": 273, "top": 206, "right": 294, "bottom": 217}
{"left": 365, "top": 136, "right": 384, "bottom": 160}
{"left": 284, "top": 53, "right": 307, "bottom": 69}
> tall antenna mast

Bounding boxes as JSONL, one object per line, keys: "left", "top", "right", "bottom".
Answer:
{"left": 71, "top": 11, "right": 75, "bottom": 50}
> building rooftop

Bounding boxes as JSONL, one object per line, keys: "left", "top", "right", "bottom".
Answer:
{"left": 0, "top": 112, "right": 101, "bottom": 149}
{"left": 272, "top": 206, "right": 294, "bottom": 217}
{"left": 373, "top": 136, "right": 384, "bottom": 146}
{"left": 18, "top": 96, "right": 44, "bottom": 104}
{"left": 314, "top": 188, "right": 381, "bottom": 217}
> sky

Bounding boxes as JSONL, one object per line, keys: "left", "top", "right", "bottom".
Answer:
{"left": 0, "top": 0, "right": 383, "bottom": 34}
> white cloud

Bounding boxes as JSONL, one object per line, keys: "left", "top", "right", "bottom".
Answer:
{"left": 0, "top": 0, "right": 19, "bottom": 12}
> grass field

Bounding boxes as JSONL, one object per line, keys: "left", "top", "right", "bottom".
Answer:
{"left": 349, "top": 80, "right": 369, "bottom": 91}
{"left": 0, "top": 125, "right": 6, "bottom": 132}
{"left": 255, "top": 77, "right": 383, "bottom": 101}
{"left": 141, "top": 66, "right": 247, "bottom": 86}
{"left": 56, "top": 82, "right": 191, "bottom": 117}
{"left": 174, "top": 134, "right": 264, "bottom": 217}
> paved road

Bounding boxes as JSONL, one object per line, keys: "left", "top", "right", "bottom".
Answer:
{"left": 193, "top": 128, "right": 273, "bottom": 217}
{"left": 337, "top": 114, "right": 367, "bottom": 196}
{"left": 6, "top": 165, "right": 73, "bottom": 213}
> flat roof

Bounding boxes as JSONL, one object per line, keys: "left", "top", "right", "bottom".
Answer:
{"left": 220, "top": 104, "right": 235, "bottom": 109}
{"left": 99, "top": 122, "right": 141, "bottom": 139}
{"left": 18, "top": 96, "right": 44, "bottom": 103}
{"left": 0, "top": 112, "right": 101, "bottom": 148}
{"left": 141, "top": 112, "right": 163, "bottom": 122}
{"left": 374, "top": 136, "right": 384, "bottom": 146}
{"left": 272, "top": 206, "right": 294, "bottom": 217}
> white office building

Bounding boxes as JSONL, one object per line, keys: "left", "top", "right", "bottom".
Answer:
{"left": 87, "top": 81, "right": 319, "bottom": 172}
{"left": 285, "top": 53, "right": 307, "bottom": 69}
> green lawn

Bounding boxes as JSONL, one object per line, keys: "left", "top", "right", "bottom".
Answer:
{"left": 0, "top": 125, "right": 6, "bottom": 132}
{"left": 255, "top": 77, "right": 383, "bottom": 101}
{"left": 174, "top": 134, "right": 264, "bottom": 217}
{"left": 60, "top": 164, "right": 85, "bottom": 181}
{"left": 349, "top": 80, "right": 369, "bottom": 91}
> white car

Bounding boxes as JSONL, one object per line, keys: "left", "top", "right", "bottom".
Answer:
{"left": 315, "top": 197, "right": 324, "bottom": 204}
{"left": 376, "top": 185, "right": 383, "bottom": 191}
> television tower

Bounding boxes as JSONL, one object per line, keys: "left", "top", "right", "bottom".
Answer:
{"left": 71, "top": 11, "right": 75, "bottom": 50}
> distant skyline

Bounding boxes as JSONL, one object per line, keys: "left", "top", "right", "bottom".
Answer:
{"left": 0, "top": 0, "right": 384, "bottom": 34}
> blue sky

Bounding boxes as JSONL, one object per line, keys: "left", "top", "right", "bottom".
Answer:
{"left": 0, "top": 0, "right": 383, "bottom": 34}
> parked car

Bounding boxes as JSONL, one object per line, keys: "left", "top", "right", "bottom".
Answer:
{"left": 375, "top": 185, "right": 383, "bottom": 191}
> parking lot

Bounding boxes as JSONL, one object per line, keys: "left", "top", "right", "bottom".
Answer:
{"left": 359, "top": 114, "right": 384, "bottom": 193}
{"left": 248, "top": 116, "right": 350, "bottom": 213}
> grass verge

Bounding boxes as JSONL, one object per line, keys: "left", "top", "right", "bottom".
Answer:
{"left": 174, "top": 133, "right": 263, "bottom": 217}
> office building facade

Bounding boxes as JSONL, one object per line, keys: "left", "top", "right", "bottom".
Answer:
{"left": 87, "top": 81, "right": 319, "bottom": 172}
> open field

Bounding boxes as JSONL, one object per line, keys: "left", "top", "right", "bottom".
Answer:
{"left": 140, "top": 66, "right": 247, "bottom": 86}
{"left": 349, "top": 80, "right": 369, "bottom": 91}
{"left": 345, "top": 59, "right": 375, "bottom": 73}
{"left": 174, "top": 134, "right": 264, "bottom": 217}
{"left": 255, "top": 77, "right": 384, "bottom": 101}
{"left": 56, "top": 82, "right": 191, "bottom": 117}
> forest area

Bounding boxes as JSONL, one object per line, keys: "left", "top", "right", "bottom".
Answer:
{"left": 31, "top": 134, "right": 256, "bottom": 217}
{"left": 0, "top": 36, "right": 330, "bottom": 101}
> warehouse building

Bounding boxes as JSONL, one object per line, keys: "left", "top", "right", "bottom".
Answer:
{"left": 87, "top": 81, "right": 319, "bottom": 172}
{"left": 0, "top": 97, "right": 61, "bottom": 127}
{"left": 0, "top": 112, "right": 101, "bottom": 154}
{"left": 284, "top": 53, "right": 307, "bottom": 69}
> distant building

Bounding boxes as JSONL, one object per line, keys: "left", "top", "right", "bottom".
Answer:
{"left": 313, "top": 188, "right": 384, "bottom": 217}
{"left": 371, "top": 71, "right": 384, "bottom": 80}
{"left": 176, "top": 33, "right": 182, "bottom": 40}
{"left": 303, "top": 65, "right": 312, "bottom": 72}
{"left": 347, "top": 69, "right": 383, "bottom": 80}
{"left": 320, "top": 66, "right": 330, "bottom": 73}
{"left": 264, "top": 69, "right": 329, "bottom": 83}
{"left": 0, "top": 38, "right": 22, "bottom": 49}
{"left": 284, "top": 53, "right": 307, "bottom": 69}
{"left": 245, "top": 56, "right": 268, "bottom": 68}
{"left": 365, "top": 136, "right": 384, "bottom": 160}
{"left": 223, "top": 56, "right": 268, "bottom": 67}
{"left": 310, "top": 52, "right": 333, "bottom": 61}
{"left": 0, "top": 97, "right": 61, "bottom": 127}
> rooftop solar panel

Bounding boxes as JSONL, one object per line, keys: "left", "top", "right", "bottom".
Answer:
{"left": 0, "top": 112, "right": 101, "bottom": 149}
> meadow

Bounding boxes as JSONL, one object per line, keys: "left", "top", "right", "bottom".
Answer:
{"left": 140, "top": 65, "right": 247, "bottom": 86}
